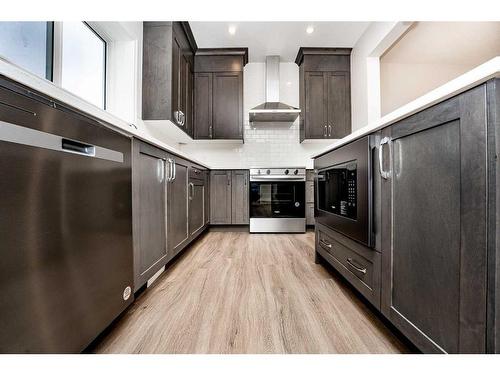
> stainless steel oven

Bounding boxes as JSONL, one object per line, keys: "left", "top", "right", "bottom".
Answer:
{"left": 249, "top": 168, "right": 306, "bottom": 233}
{"left": 314, "top": 136, "right": 374, "bottom": 247}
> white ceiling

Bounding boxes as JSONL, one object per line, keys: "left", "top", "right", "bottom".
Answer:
{"left": 190, "top": 22, "right": 371, "bottom": 62}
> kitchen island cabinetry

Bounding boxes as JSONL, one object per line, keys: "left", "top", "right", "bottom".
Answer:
{"left": 379, "top": 85, "right": 489, "bottom": 354}
{"left": 314, "top": 78, "right": 500, "bottom": 354}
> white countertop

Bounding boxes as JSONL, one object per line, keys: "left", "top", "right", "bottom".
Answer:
{"left": 312, "top": 57, "right": 500, "bottom": 159}
{"left": 0, "top": 59, "right": 211, "bottom": 169}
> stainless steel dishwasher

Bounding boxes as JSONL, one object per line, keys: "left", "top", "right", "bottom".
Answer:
{"left": 0, "top": 77, "right": 134, "bottom": 353}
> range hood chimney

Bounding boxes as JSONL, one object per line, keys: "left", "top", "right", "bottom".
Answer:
{"left": 249, "top": 56, "right": 301, "bottom": 123}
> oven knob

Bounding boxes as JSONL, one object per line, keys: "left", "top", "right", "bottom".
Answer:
{"left": 285, "top": 169, "right": 289, "bottom": 175}
{"left": 266, "top": 169, "right": 271, "bottom": 175}
{"left": 293, "top": 169, "right": 298, "bottom": 175}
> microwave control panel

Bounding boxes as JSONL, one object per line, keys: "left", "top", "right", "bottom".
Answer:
{"left": 340, "top": 169, "right": 357, "bottom": 218}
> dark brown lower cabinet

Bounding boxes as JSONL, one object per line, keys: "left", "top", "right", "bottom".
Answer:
{"left": 167, "top": 155, "right": 190, "bottom": 258}
{"left": 210, "top": 170, "right": 249, "bottom": 225}
{"left": 189, "top": 177, "right": 206, "bottom": 237}
{"left": 210, "top": 170, "right": 232, "bottom": 224}
{"left": 231, "top": 170, "right": 249, "bottom": 224}
{"left": 205, "top": 170, "right": 210, "bottom": 226}
{"left": 380, "top": 85, "right": 489, "bottom": 353}
{"left": 132, "top": 140, "right": 169, "bottom": 292}
{"left": 132, "top": 139, "right": 209, "bottom": 291}
{"left": 316, "top": 223, "right": 381, "bottom": 309}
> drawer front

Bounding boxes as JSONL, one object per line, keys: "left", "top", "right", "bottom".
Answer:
{"left": 316, "top": 224, "right": 381, "bottom": 308}
{"left": 189, "top": 166, "right": 206, "bottom": 179}
{"left": 318, "top": 230, "right": 374, "bottom": 289}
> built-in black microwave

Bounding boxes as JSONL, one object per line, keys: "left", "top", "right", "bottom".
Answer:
{"left": 314, "top": 135, "right": 373, "bottom": 247}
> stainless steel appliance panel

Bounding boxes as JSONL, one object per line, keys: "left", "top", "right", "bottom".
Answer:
{"left": 250, "top": 218, "right": 306, "bottom": 233}
{"left": 0, "top": 78, "right": 133, "bottom": 353}
{"left": 249, "top": 168, "right": 306, "bottom": 233}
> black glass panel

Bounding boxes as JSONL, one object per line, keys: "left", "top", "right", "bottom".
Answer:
{"left": 317, "top": 161, "right": 357, "bottom": 220}
{"left": 250, "top": 181, "right": 305, "bottom": 218}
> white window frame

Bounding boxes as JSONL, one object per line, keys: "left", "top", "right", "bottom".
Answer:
{"left": 52, "top": 21, "right": 109, "bottom": 109}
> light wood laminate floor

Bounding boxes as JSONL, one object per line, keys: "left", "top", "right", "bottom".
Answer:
{"left": 93, "top": 231, "right": 410, "bottom": 354}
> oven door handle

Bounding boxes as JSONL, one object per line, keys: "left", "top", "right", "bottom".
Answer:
{"left": 250, "top": 176, "right": 305, "bottom": 181}
{"left": 379, "top": 136, "right": 392, "bottom": 180}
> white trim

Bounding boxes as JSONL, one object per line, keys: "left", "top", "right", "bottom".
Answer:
{"left": 51, "top": 22, "right": 63, "bottom": 86}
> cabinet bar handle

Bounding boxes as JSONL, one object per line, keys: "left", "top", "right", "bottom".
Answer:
{"left": 171, "top": 160, "right": 176, "bottom": 181}
{"left": 319, "top": 239, "right": 332, "bottom": 249}
{"left": 379, "top": 136, "right": 392, "bottom": 180}
{"left": 189, "top": 182, "right": 194, "bottom": 200}
{"left": 158, "top": 159, "right": 165, "bottom": 182}
{"left": 346, "top": 257, "right": 367, "bottom": 274}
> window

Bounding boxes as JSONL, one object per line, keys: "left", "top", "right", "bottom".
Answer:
{"left": 0, "top": 22, "right": 53, "bottom": 79}
{"left": 59, "top": 22, "right": 106, "bottom": 109}
{"left": 0, "top": 21, "right": 107, "bottom": 109}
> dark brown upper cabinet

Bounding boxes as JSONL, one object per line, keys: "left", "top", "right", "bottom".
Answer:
{"left": 193, "top": 49, "right": 248, "bottom": 140}
{"left": 142, "top": 22, "right": 197, "bottom": 137}
{"left": 295, "top": 48, "right": 352, "bottom": 142}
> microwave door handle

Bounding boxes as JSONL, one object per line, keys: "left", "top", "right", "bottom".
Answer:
{"left": 379, "top": 137, "right": 392, "bottom": 179}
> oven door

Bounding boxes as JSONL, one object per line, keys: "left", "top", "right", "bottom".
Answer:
{"left": 314, "top": 135, "right": 373, "bottom": 247}
{"left": 250, "top": 181, "right": 305, "bottom": 218}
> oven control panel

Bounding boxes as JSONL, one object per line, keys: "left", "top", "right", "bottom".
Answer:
{"left": 250, "top": 168, "right": 306, "bottom": 181}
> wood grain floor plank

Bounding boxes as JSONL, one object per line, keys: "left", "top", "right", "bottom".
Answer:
{"left": 93, "top": 231, "right": 409, "bottom": 354}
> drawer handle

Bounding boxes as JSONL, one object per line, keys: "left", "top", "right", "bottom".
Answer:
{"left": 346, "top": 257, "right": 367, "bottom": 274}
{"left": 319, "top": 239, "right": 332, "bottom": 249}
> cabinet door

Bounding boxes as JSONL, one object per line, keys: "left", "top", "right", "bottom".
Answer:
{"left": 168, "top": 156, "right": 189, "bottom": 257}
{"left": 194, "top": 72, "right": 213, "bottom": 139}
{"left": 132, "top": 140, "right": 168, "bottom": 291}
{"left": 231, "top": 170, "right": 249, "bottom": 224}
{"left": 189, "top": 179, "right": 205, "bottom": 237}
{"left": 183, "top": 57, "right": 194, "bottom": 137}
{"left": 210, "top": 170, "right": 232, "bottom": 224}
{"left": 380, "top": 86, "right": 488, "bottom": 353}
{"left": 304, "top": 72, "right": 328, "bottom": 138}
{"left": 171, "top": 35, "right": 181, "bottom": 127}
{"left": 326, "top": 71, "right": 350, "bottom": 138}
{"left": 205, "top": 171, "right": 210, "bottom": 225}
{"left": 212, "top": 72, "right": 243, "bottom": 139}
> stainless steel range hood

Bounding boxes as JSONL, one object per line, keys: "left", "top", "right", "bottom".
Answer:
{"left": 249, "top": 56, "right": 301, "bottom": 123}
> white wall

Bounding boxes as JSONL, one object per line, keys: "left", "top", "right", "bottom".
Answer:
{"left": 380, "top": 22, "right": 500, "bottom": 115}
{"left": 350, "top": 22, "right": 412, "bottom": 131}
{"left": 179, "top": 62, "right": 332, "bottom": 169}
{"left": 96, "top": 21, "right": 183, "bottom": 150}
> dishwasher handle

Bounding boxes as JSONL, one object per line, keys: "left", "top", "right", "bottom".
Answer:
{"left": 61, "top": 138, "right": 96, "bottom": 156}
